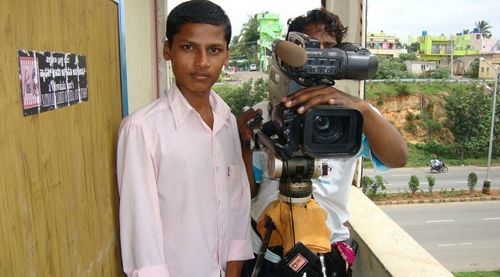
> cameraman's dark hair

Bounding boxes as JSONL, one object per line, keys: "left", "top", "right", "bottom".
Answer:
{"left": 166, "top": 0, "right": 232, "bottom": 47}
{"left": 287, "top": 9, "right": 348, "bottom": 44}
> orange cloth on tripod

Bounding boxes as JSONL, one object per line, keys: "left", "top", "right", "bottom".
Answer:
{"left": 257, "top": 199, "right": 331, "bottom": 255}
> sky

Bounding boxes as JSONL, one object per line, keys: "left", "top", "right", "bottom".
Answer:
{"left": 168, "top": 0, "right": 500, "bottom": 43}
{"left": 167, "top": 0, "right": 321, "bottom": 36}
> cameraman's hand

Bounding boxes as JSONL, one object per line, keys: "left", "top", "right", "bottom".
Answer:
{"left": 236, "top": 108, "right": 262, "bottom": 198}
{"left": 282, "top": 85, "right": 365, "bottom": 114}
{"left": 236, "top": 108, "right": 262, "bottom": 144}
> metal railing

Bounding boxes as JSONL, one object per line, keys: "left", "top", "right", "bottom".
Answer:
{"left": 367, "top": 78, "right": 489, "bottom": 84}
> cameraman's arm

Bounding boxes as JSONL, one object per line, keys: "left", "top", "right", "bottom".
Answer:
{"left": 357, "top": 101, "right": 408, "bottom": 168}
{"left": 283, "top": 85, "right": 408, "bottom": 168}
{"left": 237, "top": 108, "right": 261, "bottom": 197}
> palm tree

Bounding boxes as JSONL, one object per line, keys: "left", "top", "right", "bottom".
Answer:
{"left": 475, "top": 20, "right": 492, "bottom": 38}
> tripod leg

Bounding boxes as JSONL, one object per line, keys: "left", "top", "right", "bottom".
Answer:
{"left": 251, "top": 217, "right": 275, "bottom": 277}
{"left": 319, "top": 254, "right": 326, "bottom": 276}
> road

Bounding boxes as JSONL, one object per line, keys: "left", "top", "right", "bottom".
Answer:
{"left": 382, "top": 201, "right": 500, "bottom": 272}
{"left": 363, "top": 166, "right": 500, "bottom": 193}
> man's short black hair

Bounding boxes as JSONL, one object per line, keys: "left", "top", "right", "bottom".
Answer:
{"left": 166, "top": 0, "right": 232, "bottom": 46}
{"left": 287, "top": 9, "right": 348, "bottom": 44}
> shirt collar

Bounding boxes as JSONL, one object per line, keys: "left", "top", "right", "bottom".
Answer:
{"left": 165, "top": 84, "right": 232, "bottom": 132}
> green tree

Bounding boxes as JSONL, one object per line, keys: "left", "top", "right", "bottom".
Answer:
{"left": 230, "top": 15, "right": 259, "bottom": 66}
{"left": 214, "top": 78, "right": 267, "bottom": 115}
{"left": 465, "top": 59, "right": 480, "bottom": 78}
{"left": 399, "top": 53, "right": 417, "bottom": 61}
{"left": 407, "top": 42, "right": 420, "bottom": 53}
{"left": 374, "top": 57, "right": 413, "bottom": 79}
{"left": 444, "top": 86, "right": 492, "bottom": 158}
{"left": 475, "top": 20, "right": 492, "bottom": 38}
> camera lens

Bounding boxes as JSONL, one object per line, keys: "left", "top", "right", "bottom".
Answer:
{"left": 313, "top": 115, "right": 344, "bottom": 144}
{"left": 314, "top": 116, "right": 330, "bottom": 130}
{"left": 303, "top": 106, "right": 363, "bottom": 157}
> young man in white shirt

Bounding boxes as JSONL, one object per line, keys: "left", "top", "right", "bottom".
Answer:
{"left": 117, "top": 1, "right": 253, "bottom": 276}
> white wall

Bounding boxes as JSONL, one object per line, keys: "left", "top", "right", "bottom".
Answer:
{"left": 123, "top": 0, "right": 160, "bottom": 113}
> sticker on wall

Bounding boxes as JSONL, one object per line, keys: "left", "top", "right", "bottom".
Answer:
{"left": 18, "top": 50, "right": 88, "bottom": 116}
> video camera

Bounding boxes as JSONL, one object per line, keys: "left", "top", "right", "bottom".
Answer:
{"left": 254, "top": 31, "right": 378, "bottom": 198}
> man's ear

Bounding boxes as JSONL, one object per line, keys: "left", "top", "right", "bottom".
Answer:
{"left": 163, "top": 40, "right": 171, "bottom": 61}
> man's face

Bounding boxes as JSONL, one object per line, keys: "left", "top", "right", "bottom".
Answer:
{"left": 302, "top": 23, "right": 337, "bottom": 49}
{"left": 163, "top": 23, "right": 229, "bottom": 96}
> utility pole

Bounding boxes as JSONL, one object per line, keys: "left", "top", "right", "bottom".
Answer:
{"left": 450, "top": 34, "right": 454, "bottom": 79}
{"left": 480, "top": 57, "right": 499, "bottom": 194}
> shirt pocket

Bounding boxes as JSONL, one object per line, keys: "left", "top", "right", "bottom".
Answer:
{"left": 227, "top": 164, "right": 243, "bottom": 210}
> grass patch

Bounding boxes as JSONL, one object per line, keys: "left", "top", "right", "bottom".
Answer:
{"left": 454, "top": 270, "right": 500, "bottom": 277}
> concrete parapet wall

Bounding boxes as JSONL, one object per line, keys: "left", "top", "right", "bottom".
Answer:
{"left": 348, "top": 188, "right": 454, "bottom": 276}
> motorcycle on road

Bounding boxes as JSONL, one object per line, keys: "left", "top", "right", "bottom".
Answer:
{"left": 430, "top": 162, "right": 448, "bottom": 173}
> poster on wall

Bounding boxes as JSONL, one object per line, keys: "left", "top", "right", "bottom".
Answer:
{"left": 17, "top": 49, "right": 88, "bottom": 116}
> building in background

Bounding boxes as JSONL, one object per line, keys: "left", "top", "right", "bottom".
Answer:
{"left": 256, "top": 12, "right": 283, "bottom": 72}
{"left": 478, "top": 53, "right": 500, "bottom": 79}
{"left": 418, "top": 31, "right": 482, "bottom": 76}
{"left": 367, "top": 31, "right": 407, "bottom": 58}
{"left": 418, "top": 31, "right": 479, "bottom": 61}
{"left": 403, "top": 60, "right": 437, "bottom": 76}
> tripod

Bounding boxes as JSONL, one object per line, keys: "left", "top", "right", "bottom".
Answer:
{"left": 251, "top": 179, "right": 331, "bottom": 277}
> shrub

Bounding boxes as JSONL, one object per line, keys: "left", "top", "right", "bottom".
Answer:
{"left": 396, "top": 84, "right": 410, "bottom": 96}
{"left": 361, "top": 176, "right": 373, "bottom": 194}
{"left": 376, "top": 95, "right": 385, "bottom": 106}
{"left": 418, "top": 141, "right": 452, "bottom": 158}
{"left": 426, "top": 175, "right": 436, "bottom": 193}
{"left": 468, "top": 172, "right": 478, "bottom": 193}
{"left": 361, "top": 175, "right": 387, "bottom": 198}
{"left": 408, "top": 175, "right": 420, "bottom": 195}
{"left": 423, "top": 119, "right": 442, "bottom": 136}
{"left": 406, "top": 112, "right": 416, "bottom": 122}
{"left": 431, "top": 67, "right": 451, "bottom": 79}
{"left": 373, "top": 175, "right": 387, "bottom": 195}
{"left": 405, "top": 123, "right": 417, "bottom": 134}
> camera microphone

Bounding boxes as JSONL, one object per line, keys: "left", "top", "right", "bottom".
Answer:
{"left": 274, "top": 40, "right": 308, "bottom": 67}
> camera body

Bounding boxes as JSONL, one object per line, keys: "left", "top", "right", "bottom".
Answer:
{"left": 257, "top": 32, "right": 377, "bottom": 190}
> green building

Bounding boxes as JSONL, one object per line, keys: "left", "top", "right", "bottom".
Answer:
{"left": 418, "top": 31, "right": 479, "bottom": 61}
{"left": 256, "top": 12, "right": 283, "bottom": 71}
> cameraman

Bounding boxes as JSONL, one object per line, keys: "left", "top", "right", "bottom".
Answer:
{"left": 238, "top": 8, "right": 408, "bottom": 277}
